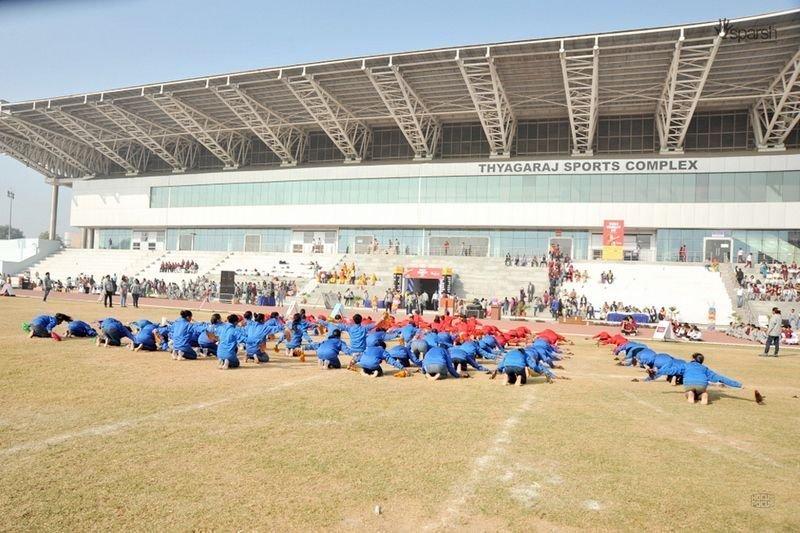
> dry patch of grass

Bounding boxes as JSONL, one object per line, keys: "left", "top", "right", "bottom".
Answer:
{"left": 1, "top": 297, "right": 798, "bottom": 531}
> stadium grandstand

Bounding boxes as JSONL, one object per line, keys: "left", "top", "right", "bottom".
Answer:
{"left": 2, "top": 9, "right": 800, "bottom": 325}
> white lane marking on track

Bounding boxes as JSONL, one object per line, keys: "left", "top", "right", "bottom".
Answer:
{"left": 423, "top": 395, "right": 535, "bottom": 531}
{"left": 0, "top": 374, "right": 325, "bottom": 458}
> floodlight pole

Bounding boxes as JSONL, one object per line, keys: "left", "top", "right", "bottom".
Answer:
{"left": 6, "top": 190, "right": 14, "bottom": 240}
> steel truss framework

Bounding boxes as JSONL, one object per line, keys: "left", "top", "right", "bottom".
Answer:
{"left": 0, "top": 130, "right": 82, "bottom": 179}
{"left": 656, "top": 31, "right": 722, "bottom": 153}
{"left": 0, "top": 115, "right": 104, "bottom": 176}
{"left": 560, "top": 40, "right": 599, "bottom": 156}
{"left": 213, "top": 84, "right": 306, "bottom": 166}
{"left": 92, "top": 102, "right": 196, "bottom": 172}
{"left": 752, "top": 49, "right": 800, "bottom": 151}
{"left": 146, "top": 93, "right": 249, "bottom": 169}
{"left": 44, "top": 108, "right": 146, "bottom": 175}
{"left": 283, "top": 75, "right": 370, "bottom": 162}
{"left": 457, "top": 51, "right": 515, "bottom": 158}
{"left": 364, "top": 63, "right": 440, "bottom": 160}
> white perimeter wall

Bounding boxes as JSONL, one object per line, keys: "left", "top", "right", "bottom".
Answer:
{"left": 70, "top": 153, "right": 800, "bottom": 230}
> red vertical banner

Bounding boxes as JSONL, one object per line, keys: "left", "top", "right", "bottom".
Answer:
{"left": 602, "top": 219, "right": 624, "bottom": 260}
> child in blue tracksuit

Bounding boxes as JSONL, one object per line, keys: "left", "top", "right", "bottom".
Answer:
{"left": 420, "top": 345, "right": 461, "bottom": 380}
{"left": 477, "top": 334, "right": 503, "bottom": 360}
{"left": 29, "top": 313, "right": 71, "bottom": 338}
{"left": 97, "top": 318, "right": 134, "bottom": 347}
{"left": 66, "top": 319, "right": 96, "bottom": 338}
{"left": 197, "top": 314, "right": 222, "bottom": 356}
{"left": 387, "top": 344, "right": 422, "bottom": 368}
{"left": 366, "top": 328, "right": 400, "bottom": 347}
{"left": 283, "top": 313, "right": 312, "bottom": 356}
{"left": 170, "top": 310, "right": 197, "bottom": 360}
{"left": 340, "top": 314, "right": 376, "bottom": 361}
{"left": 398, "top": 323, "right": 418, "bottom": 344}
{"left": 305, "top": 330, "right": 351, "bottom": 369}
{"left": 682, "top": 353, "right": 743, "bottom": 404}
{"left": 355, "top": 341, "right": 405, "bottom": 377}
{"left": 131, "top": 323, "right": 160, "bottom": 351}
{"left": 246, "top": 313, "right": 283, "bottom": 362}
{"left": 642, "top": 358, "right": 687, "bottom": 385}
{"left": 216, "top": 314, "right": 246, "bottom": 369}
{"left": 449, "top": 346, "right": 489, "bottom": 373}
{"left": 495, "top": 348, "right": 555, "bottom": 385}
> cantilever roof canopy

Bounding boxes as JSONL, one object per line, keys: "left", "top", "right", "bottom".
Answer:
{"left": 1, "top": 9, "right": 799, "bottom": 180}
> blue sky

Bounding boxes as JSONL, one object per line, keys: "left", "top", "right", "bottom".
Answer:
{"left": 0, "top": 0, "right": 793, "bottom": 236}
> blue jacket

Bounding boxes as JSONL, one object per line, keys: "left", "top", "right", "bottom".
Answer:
{"left": 344, "top": 323, "right": 376, "bottom": 353}
{"left": 683, "top": 361, "right": 742, "bottom": 388}
{"left": 388, "top": 345, "right": 422, "bottom": 366}
{"left": 216, "top": 323, "right": 246, "bottom": 362}
{"left": 68, "top": 320, "right": 96, "bottom": 337}
{"left": 478, "top": 335, "right": 499, "bottom": 351}
{"left": 133, "top": 324, "right": 159, "bottom": 348}
{"left": 647, "top": 359, "right": 687, "bottom": 381}
{"left": 358, "top": 345, "right": 404, "bottom": 371}
{"left": 498, "top": 349, "right": 554, "bottom": 378}
{"left": 315, "top": 338, "right": 350, "bottom": 361}
{"left": 31, "top": 315, "right": 58, "bottom": 333}
{"left": 421, "top": 346, "right": 460, "bottom": 378}
{"left": 101, "top": 318, "right": 134, "bottom": 341}
{"left": 399, "top": 324, "right": 418, "bottom": 343}
{"left": 366, "top": 330, "right": 400, "bottom": 347}
{"left": 198, "top": 323, "right": 219, "bottom": 347}
{"left": 614, "top": 341, "right": 645, "bottom": 356}
{"left": 170, "top": 318, "right": 193, "bottom": 351}
{"left": 652, "top": 352, "right": 675, "bottom": 370}
{"left": 246, "top": 321, "right": 282, "bottom": 354}
{"left": 634, "top": 348, "right": 657, "bottom": 367}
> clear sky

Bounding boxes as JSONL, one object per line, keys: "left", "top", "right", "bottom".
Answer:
{"left": 0, "top": 0, "right": 794, "bottom": 237}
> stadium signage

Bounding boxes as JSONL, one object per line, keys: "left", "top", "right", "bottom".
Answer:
{"left": 477, "top": 159, "right": 699, "bottom": 174}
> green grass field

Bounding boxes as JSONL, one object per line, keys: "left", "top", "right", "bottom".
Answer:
{"left": 1, "top": 296, "right": 799, "bottom": 531}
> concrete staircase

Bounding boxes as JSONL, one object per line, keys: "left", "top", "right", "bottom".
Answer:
{"left": 134, "top": 250, "right": 232, "bottom": 283}
{"left": 28, "top": 249, "right": 163, "bottom": 283}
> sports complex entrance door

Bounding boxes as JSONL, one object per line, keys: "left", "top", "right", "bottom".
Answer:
{"left": 703, "top": 237, "right": 733, "bottom": 263}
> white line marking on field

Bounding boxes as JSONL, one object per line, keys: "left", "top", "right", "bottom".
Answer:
{"left": 423, "top": 395, "right": 535, "bottom": 531}
{"left": 583, "top": 499, "right": 603, "bottom": 511}
{"left": 0, "top": 374, "right": 325, "bottom": 458}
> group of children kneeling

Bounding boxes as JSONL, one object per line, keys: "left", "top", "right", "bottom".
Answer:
{"left": 25, "top": 310, "right": 575, "bottom": 385}
{"left": 594, "top": 330, "right": 763, "bottom": 405}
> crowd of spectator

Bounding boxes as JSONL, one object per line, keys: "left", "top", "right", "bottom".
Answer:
{"left": 735, "top": 261, "right": 800, "bottom": 303}
{"left": 160, "top": 260, "right": 199, "bottom": 273}
{"left": 317, "top": 262, "right": 379, "bottom": 286}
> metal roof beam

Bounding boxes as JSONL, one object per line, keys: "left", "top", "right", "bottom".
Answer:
{"left": 751, "top": 49, "right": 800, "bottom": 151}
{"left": 283, "top": 74, "right": 370, "bottom": 163}
{"left": 456, "top": 49, "right": 516, "bottom": 158}
{"left": 92, "top": 101, "right": 193, "bottom": 172}
{"left": 43, "top": 108, "right": 143, "bottom": 175}
{"left": 364, "top": 63, "right": 440, "bottom": 160}
{"left": 146, "top": 93, "right": 247, "bottom": 169}
{"left": 213, "top": 84, "right": 306, "bottom": 166}
{"left": 0, "top": 131, "right": 63, "bottom": 179}
{"left": 0, "top": 115, "right": 100, "bottom": 176}
{"left": 560, "top": 38, "right": 599, "bottom": 157}
{"left": 656, "top": 30, "right": 722, "bottom": 154}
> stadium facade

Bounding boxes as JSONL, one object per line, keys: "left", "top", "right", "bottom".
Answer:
{"left": 2, "top": 10, "right": 800, "bottom": 264}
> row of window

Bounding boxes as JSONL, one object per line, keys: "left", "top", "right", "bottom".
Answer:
{"left": 95, "top": 227, "right": 800, "bottom": 264}
{"left": 150, "top": 171, "right": 800, "bottom": 208}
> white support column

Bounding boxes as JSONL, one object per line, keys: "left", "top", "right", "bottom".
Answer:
{"left": 456, "top": 49, "right": 516, "bottom": 158}
{"left": 656, "top": 30, "right": 722, "bottom": 154}
{"left": 44, "top": 108, "right": 142, "bottom": 175}
{"left": 752, "top": 49, "right": 800, "bottom": 151}
{"left": 213, "top": 84, "right": 306, "bottom": 166}
{"left": 146, "top": 93, "right": 247, "bottom": 169}
{"left": 49, "top": 184, "right": 59, "bottom": 240}
{"left": 283, "top": 74, "right": 371, "bottom": 163}
{"left": 93, "top": 102, "right": 192, "bottom": 172}
{"left": 364, "top": 63, "right": 440, "bottom": 160}
{"left": 560, "top": 38, "right": 599, "bottom": 156}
